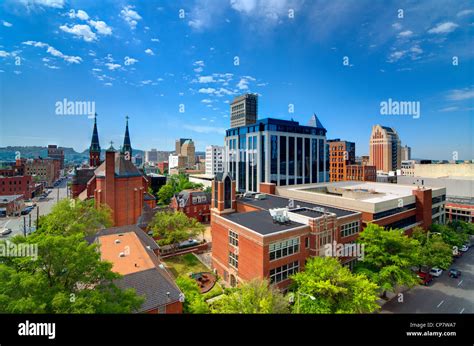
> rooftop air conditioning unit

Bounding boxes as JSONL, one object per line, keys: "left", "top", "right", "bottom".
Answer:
{"left": 115, "top": 239, "right": 121, "bottom": 244}
{"left": 119, "top": 252, "right": 125, "bottom": 257}
{"left": 254, "top": 193, "right": 267, "bottom": 200}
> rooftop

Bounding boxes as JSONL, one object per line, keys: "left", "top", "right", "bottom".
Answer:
{"left": 0, "top": 195, "right": 23, "bottom": 203}
{"left": 222, "top": 210, "right": 306, "bottom": 235}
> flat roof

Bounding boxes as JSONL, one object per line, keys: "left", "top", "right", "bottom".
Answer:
{"left": 222, "top": 210, "right": 306, "bottom": 235}
{"left": 99, "top": 232, "right": 156, "bottom": 275}
{"left": 239, "top": 194, "right": 357, "bottom": 217}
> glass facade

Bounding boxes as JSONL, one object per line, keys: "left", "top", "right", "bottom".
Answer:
{"left": 288, "top": 137, "right": 295, "bottom": 185}
{"left": 270, "top": 135, "right": 278, "bottom": 184}
{"left": 304, "top": 137, "right": 310, "bottom": 184}
{"left": 279, "top": 136, "right": 287, "bottom": 186}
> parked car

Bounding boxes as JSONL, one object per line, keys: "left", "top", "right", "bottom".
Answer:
{"left": 178, "top": 239, "right": 199, "bottom": 249}
{"left": 460, "top": 245, "right": 469, "bottom": 252}
{"left": 448, "top": 269, "right": 461, "bottom": 278}
{"left": 417, "top": 271, "right": 433, "bottom": 286}
{"left": 429, "top": 268, "right": 443, "bottom": 277}
{"left": 21, "top": 207, "right": 33, "bottom": 215}
{"left": 1, "top": 228, "right": 12, "bottom": 236}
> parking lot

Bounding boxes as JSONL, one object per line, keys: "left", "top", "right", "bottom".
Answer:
{"left": 0, "top": 178, "right": 69, "bottom": 238}
{"left": 382, "top": 246, "right": 473, "bottom": 314}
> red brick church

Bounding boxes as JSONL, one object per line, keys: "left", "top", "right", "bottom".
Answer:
{"left": 71, "top": 115, "right": 156, "bottom": 226}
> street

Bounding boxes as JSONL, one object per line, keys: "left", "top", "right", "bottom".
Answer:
{"left": 0, "top": 178, "right": 69, "bottom": 238}
{"left": 382, "top": 247, "right": 474, "bottom": 314}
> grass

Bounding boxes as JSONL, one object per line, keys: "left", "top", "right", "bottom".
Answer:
{"left": 164, "top": 253, "right": 209, "bottom": 278}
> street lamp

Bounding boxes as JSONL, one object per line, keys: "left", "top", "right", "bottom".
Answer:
{"left": 289, "top": 292, "right": 316, "bottom": 313}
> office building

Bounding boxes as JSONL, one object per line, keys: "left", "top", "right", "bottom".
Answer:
{"left": 369, "top": 125, "right": 401, "bottom": 173}
{"left": 328, "top": 139, "right": 355, "bottom": 182}
{"left": 230, "top": 93, "right": 258, "bottom": 128}
{"left": 401, "top": 145, "right": 411, "bottom": 161}
{"left": 345, "top": 164, "right": 376, "bottom": 182}
{"left": 47, "top": 145, "right": 64, "bottom": 169}
{"left": 145, "top": 149, "right": 159, "bottom": 164}
{"left": 210, "top": 174, "right": 362, "bottom": 289}
{"left": 175, "top": 138, "right": 195, "bottom": 168}
{"left": 400, "top": 160, "right": 416, "bottom": 177}
{"left": 205, "top": 145, "right": 224, "bottom": 176}
{"left": 225, "top": 115, "right": 328, "bottom": 193}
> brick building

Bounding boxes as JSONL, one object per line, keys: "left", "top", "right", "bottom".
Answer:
{"left": 0, "top": 195, "right": 24, "bottom": 216}
{"left": 328, "top": 139, "right": 355, "bottom": 182}
{"left": 345, "top": 164, "right": 376, "bottom": 182}
{"left": 0, "top": 158, "right": 26, "bottom": 177}
{"left": 171, "top": 190, "right": 211, "bottom": 223}
{"left": 25, "top": 157, "right": 60, "bottom": 187}
{"left": 47, "top": 145, "right": 65, "bottom": 169}
{"left": 210, "top": 174, "right": 362, "bottom": 289}
{"left": 0, "top": 175, "right": 36, "bottom": 199}
{"left": 156, "top": 161, "right": 168, "bottom": 174}
{"left": 87, "top": 225, "right": 183, "bottom": 313}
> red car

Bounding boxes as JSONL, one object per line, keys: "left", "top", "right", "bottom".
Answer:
{"left": 417, "top": 272, "right": 433, "bottom": 286}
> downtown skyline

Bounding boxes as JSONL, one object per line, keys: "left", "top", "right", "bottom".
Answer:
{"left": 0, "top": 0, "right": 473, "bottom": 160}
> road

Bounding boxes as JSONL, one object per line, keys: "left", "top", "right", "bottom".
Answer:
{"left": 0, "top": 178, "right": 69, "bottom": 238}
{"left": 382, "top": 247, "right": 474, "bottom": 314}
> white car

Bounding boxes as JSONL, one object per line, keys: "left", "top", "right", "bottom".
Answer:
{"left": 460, "top": 245, "right": 469, "bottom": 252}
{"left": 429, "top": 268, "right": 443, "bottom": 277}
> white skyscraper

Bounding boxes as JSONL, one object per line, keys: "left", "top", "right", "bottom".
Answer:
{"left": 205, "top": 145, "right": 224, "bottom": 176}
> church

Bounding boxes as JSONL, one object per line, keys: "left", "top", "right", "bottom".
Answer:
{"left": 71, "top": 115, "right": 156, "bottom": 227}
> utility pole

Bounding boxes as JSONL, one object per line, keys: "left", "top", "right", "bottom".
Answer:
{"left": 36, "top": 206, "right": 39, "bottom": 229}
{"left": 29, "top": 213, "right": 31, "bottom": 228}
{"left": 23, "top": 217, "right": 26, "bottom": 237}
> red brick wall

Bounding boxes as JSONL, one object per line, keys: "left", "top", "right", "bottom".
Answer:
{"left": 259, "top": 183, "right": 276, "bottom": 195}
{"left": 412, "top": 188, "right": 432, "bottom": 229}
{"left": 0, "top": 175, "right": 34, "bottom": 199}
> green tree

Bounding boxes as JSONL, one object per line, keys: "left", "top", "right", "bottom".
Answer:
{"left": 211, "top": 279, "right": 288, "bottom": 314}
{"left": 37, "top": 199, "right": 112, "bottom": 237}
{"left": 355, "top": 223, "right": 420, "bottom": 298}
{"left": 412, "top": 227, "right": 452, "bottom": 270}
{"left": 0, "top": 233, "right": 143, "bottom": 313}
{"left": 290, "top": 257, "right": 379, "bottom": 313}
{"left": 175, "top": 276, "right": 209, "bottom": 314}
{"left": 150, "top": 211, "right": 203, "bottom": 250}
{"left": 431, "top": 223, "right": 468, "bottom": 248}
{"left": 157, "top": 184, "right": 175, "bottom": 205}
{"left": 204, "top": 186, "right": 212, "bottom": 194}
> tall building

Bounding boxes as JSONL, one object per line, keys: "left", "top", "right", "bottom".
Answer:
{"left": 121, "top": 116, "right": 132, "bottom": 160}
{"left": 47, "top": 145, "right": 64, "bottom": 169}
{"left": 369, "top": 125, "right": 401, "bottom": 173}
{"left": 401, "top": 145, "right": 411, "bottom": 161}
{"left": 89, "top": 115, "right": 101, "bottom": 167}
{"left": 145, "top": 149, "right": 159, "bottom": 164}
{"left": 328, "top": 139, "right": 355, "bottom": 182}
{"left": 230, "top": 93, "right": 258, "bottom": 128}
{"left": 175, "top": 138, "right": 195, "bottom": 168}
{"left": 25, "top": 158, "right": 60, "bottom": 187}
{"left": 205, "top": 145, "right": 224, "bottom": 176}
{"left": 225, "top": 115, "right": 328, "bottom": 192}
{"left": 175, "top": 138, "right": 191, "bottom": 155}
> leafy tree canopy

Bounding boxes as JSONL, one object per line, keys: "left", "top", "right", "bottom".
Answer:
{"left": 150, "top": 211, "right": 203, "bottom": 247}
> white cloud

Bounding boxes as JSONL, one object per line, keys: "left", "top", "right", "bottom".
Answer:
{"left": 439, "top": 106, "right": 459, "bottom": 112}
{"left": 457, "top": 9, "right": 474, "bottom": 17}
{"left": 398, "top": 30, "right": 413, "bottom": 37}
{"left": 44, "top": 64, "right": 60, "bottom": 69}
{"left": 105, "top": 63, "right": 121, "bottom": 70}
{"left": 141, "top": 80, "right": 153, "bottom": 85}
{"left": 2, "top": 21, "right": 12, "bottom": 27}
{"left": 92, "top": 68, "right": 102, "bottom": 72}
{"left": 20, "top": 0, "right": 64, "bottom": 9}
{"left": 60, "top": 24, "right": 97, "bottom": 42}
{"left": 193, "top": 60, "right": 205, "bottom": 67}
{"left": 144, "top": 48, "right": 154, "bottom": 56}
{"left": 199, "top": 87, "right": 216, "bottom": 94}
{"left": 124, "top": 56, "right": 138, "bottom": 65}
{"left": 387, "top": 50, "right": 405, "bottom": 63}
{"left": 201, "top": 99, "right": 212, "bottom": 103}
{"left": 230, "top": 0, "right": 301, "bottom": 23}
{"left": 446, "top": 88, "right": 474, "bottom": 101}
{"left": 392, "top": 22, "right": 402, "bottom": 30}
{"left": 89, "top": 20, "right": 112, "bottom": 35}
{"left": 194, "top": 67, "right": 203, "bottom": 73}
{"left": 151, "top": 38, "right": 160, "bottom": 42}
{"left": 22, "top": 40, "right": 82, "bottom": 64}
{"left": 120, "top": 5, "right": 142, "bottom": 29}
{"left": 428, "top": 22, "right": 459, "bottom": 34}
{"left": 0, "top": 50, "right": 9, "bottom": 57}
{"left": 198, "top": 76, "right": 215, "bottom": 83}
{"left": 67, "top": 9, "right": 89, "bottom": 20}
{"left": 237, "top": 78, "right": 249, "bottom": 90}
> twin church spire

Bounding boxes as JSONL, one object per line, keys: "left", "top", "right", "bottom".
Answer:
{"left": 89, "top": 114, "right": 132, "bottom": 167}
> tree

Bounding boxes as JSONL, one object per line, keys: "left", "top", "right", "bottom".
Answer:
{"left": 211, "top": 279, "right": 288, "bottom": 314}
{"left": 354, "top": 223, "right": 420, "bottom": 298}
{"left": 175, "top": 276, "right": 209, "bottom": 314}
{"left": 0, "top": 233, "right": 143, "bottom": 313}
{"left": 204, "top": 186, "right": 212, "bottom": 194}
{"left": 157, "top": 184, "right": 175, "bottom": 205}
{"left": 150, "top": 211, "right": 203, "bottom": 250}
{"left": 412, "top": 227, "right": 452, "bottom": 270}
{"left": 431, "top": 223, "right": 468, "bottom": 248}
{"left": 290, "top": 257, "right": 379, "bottom": 313}
{"left": 37, "top": 199, "right": 112, "bottom": 237}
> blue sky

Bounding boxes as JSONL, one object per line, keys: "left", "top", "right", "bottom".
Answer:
{"left": 0, "top": 0, "right": 473, "bottom": 160}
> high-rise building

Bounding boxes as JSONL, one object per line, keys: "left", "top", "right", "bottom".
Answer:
{"left": 181, "top": 140, "right": 195, "bottom": 167}
{"left": 47, "top": 145, "right": 64, "bottom": 169}
{"left": 225, "top": 115, "right": 328, "bottom": 192}
{"left": 230, "top": 93, "right": 258, "bottom": 128}
{"left": 328, "top": 139, "right": 355, "bottom": 182}
{"left": 89, "top": 115, "right": 101, "bottom": 167}
{"left": 205, "top": 145, "right": 224, "bottom": 176}
{"left": 369, "top": 125, "right": 401, "bottom": 173}
{"left": 145, "top": 149, "right": 159, "bottom": 164}
{"left": 121, "top": 116, "right": 132, "bottom": 160}
{"left": 401, "top": 145, "right": 412, "bottom": 161}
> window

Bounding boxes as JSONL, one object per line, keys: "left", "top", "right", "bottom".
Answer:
{"left": 340, "top": 221, "right": 360, "bottom": 238}
{"left": 229, "top": 251, "right": 238, "bottom": 269}
{"left": 229, "top": 230, "right": 239, "bottom": 247}
{"left": 269, "top": 261, "right": 299, "bottom": 284}
{"left": 269, "top": 237, "right": 299, "bottom": 261}
{"left": 305, "top": 237, "right": 309, "bottom": 248}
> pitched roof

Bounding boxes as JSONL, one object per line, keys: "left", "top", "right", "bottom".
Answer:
{"left": 176, "top": 190, "right": 211, "bottom": 206}
{"left": 114, "top": 267, "right": 182, "bottom": 312}
{"left": 94, "top": 154, "right": 143, "bottom": 178}
{"left": 71, "top": 167, "right": 95, "bottom": 185}
{"left": 86, "top": 224, "right": 159, "bottom": 251}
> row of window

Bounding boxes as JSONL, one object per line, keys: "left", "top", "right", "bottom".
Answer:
{"left": 269, "top": 261, "right": 299, "bottom": 284}
{"left": 269, "top": 237, "right": 300, "bottom": 261}
{"left": 340, "top": 221, "right": 360, "bottom": 238}
{"left": 229, "top": 230, "right": 238, "bottom": 247}
{"left": 228, "top": 251, "right": 238, "bottom": 269}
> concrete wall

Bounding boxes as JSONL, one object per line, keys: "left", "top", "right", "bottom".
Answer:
{"left": 414, "top": 163, "right": 474, "bottom": 178}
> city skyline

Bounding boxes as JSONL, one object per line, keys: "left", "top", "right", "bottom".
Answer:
{"left": 1, "top": 0, "right": 473, "bottom": 160}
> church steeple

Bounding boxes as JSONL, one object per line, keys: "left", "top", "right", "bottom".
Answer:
{"left": 89, "top": 113, "right": 101, "bottom": 167}
{"left": 122, "top": 115, "right": 132, "bottom": 160}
